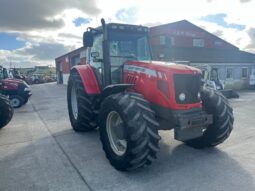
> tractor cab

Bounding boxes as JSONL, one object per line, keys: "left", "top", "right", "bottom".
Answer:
{"left": 0, "top": 66, "right": 9, "bottom": 79}
{"left": 83, "top": 21, "right": 151, "bottom": 87}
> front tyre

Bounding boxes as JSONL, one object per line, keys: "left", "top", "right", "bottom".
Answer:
{"left": 10, "top": 95, "right": 24, "bottom": 108}
{"left": 99, "top": 92, "right": 161, "bottom": 171}
{"left": 0, "top": 94, "right": 14, "bottom": 128}
{"left": 184, "top": 87, "right": 234, "bottom": 149}
{"left": 67, "top": 69, "right": 97, "bottom": 131}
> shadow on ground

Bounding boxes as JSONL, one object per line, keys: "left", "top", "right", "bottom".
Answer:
{"left": 1, "top": 127, "right": 254, "bottom": 191}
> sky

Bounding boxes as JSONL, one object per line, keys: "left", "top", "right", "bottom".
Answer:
{"left": 0, "top": 0, "right": 254, "bottom": 68}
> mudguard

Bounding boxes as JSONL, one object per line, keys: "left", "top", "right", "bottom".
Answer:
{"left": 100, "top": 84, "right": 134, "bottom": 100}
{"left": 71, "top": 65, "right": 101, "bottom": 95}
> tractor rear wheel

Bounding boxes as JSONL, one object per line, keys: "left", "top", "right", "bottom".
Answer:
{"left": 184, "top": 87, "right": 234, "bottom": 149}
{"left": 99, "top": 92, "right": 160, "bottom": 171}
{"left": 67, "top": 69, "right": 97, "bottom": 131}
{"left": 0, "top": 94, "right": 14, "bottom": 129}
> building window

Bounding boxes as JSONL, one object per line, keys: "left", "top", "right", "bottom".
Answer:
{"left": 71, "top": 55, "right": 80, "bottom": 67}
{"left": 159, "top": 36, "right": 166, "bottom": 45}
{"left": 226, "top": 68, "right": 233, "bottom": 79}
{"left": 211, "top": 68, "right": 219, "bottom": 81}
{"left": 159, "top": 53, "right": 165, "bottom": 59}
{"left": 170, "top": 37, "right": 175, "bottom": 46}
{"left": 193, "top": 39, "right": 204, "bottom": 47}
{"left": 242, "top": 67, "right": 248, "bottom": 78}
{"left": 214, "top": 41, "right": 223, "bottom": 46}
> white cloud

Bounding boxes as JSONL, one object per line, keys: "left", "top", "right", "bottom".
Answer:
{"left": 0, "top": 0, "right": 255, "bottom": 68}
{"left": 0, "top": 0, "right": 100, "bottom": 31}
{"left": 245, "top": 27, "right": 255, "bottom": 53}
{"left": 192, "top": 20, "right": 251, "bottom": 50}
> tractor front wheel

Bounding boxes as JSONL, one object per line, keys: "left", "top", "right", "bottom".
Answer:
{"left": 10, "top": 95, "right": 24, "bottom": 108}
{"left": 67, "top": 69, "right": 97, "bottom": 131}
{"left": 99, "top": 92, "right": 161, "bottom": 171}
{"left": 184, "top": 87, "right": 234, "bottom": 149}
{"left": 0, "top": 94, "right": 14, "bottom": 129}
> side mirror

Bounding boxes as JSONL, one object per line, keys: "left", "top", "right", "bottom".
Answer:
{"left": 91, "top": 52, "right": 99, "bottom": 58}
{"left": 83, "top": 31, "right": 93, "bottom": 47}
{"left": 91, "top": 51, "right": 103, "bottom": 62}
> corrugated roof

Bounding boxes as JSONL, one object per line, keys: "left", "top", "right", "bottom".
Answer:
{"left": 55, "top": 47, "right": 86, "bottom": 61}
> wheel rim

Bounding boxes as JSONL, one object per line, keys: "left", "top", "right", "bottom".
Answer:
{"left": 106, "top": 111, "right": 127, "bottom": 156}
{"left": 71, "top": 85, "right": 78, "bottom": 120}
{"left": 11, "top": 98, "right": 21, "bottom": 108}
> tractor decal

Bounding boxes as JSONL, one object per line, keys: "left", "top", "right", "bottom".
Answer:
{"left": 123, "top": 65, "right": 157, "bottom": 77}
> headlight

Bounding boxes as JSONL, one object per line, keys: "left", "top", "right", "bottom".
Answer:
{"left": 179, "top": 93, "right": 186, "bottom": 101}
{"left": 24, "top": 87, "right": 31, "bottom": 91}
{"left": 197, "top": 92, "right": 201, "bottom": 99}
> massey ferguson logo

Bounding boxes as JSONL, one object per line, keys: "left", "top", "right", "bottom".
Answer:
{"left": 124, "top": 65, "right": 157, "bottom": 77}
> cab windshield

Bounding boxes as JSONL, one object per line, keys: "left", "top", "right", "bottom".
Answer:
{"left": 0, "top": 68, "right": 9, "bottom": 79}
{"left": 108, "top": 32, "right": 151, "bottom": 61}
{"left": 0, "top": 69, "right": 3, "bottom": 80}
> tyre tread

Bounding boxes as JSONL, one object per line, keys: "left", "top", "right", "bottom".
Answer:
{"left": 67, "top": 69, "right": 97, "bottom": 131}
{"left": 184, "top": 87, "right": 234, "bottom": 149}
{"left": 99, "top": 92, "right": 160, "bottom": 171}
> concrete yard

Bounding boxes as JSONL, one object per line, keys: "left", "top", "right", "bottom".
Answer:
{"left": 0, "top": 83, "right": 255, "bottom": 191}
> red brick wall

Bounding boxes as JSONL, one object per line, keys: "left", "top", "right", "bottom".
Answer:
{"left": 55, "top": 47, "right": 87, "bottom": 74}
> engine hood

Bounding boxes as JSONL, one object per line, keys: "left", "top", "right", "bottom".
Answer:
{"left": 2, "top": 78, "right": 24, "bottom": 84}
{"left": 0, "top": 78, "right": 29, "bottom": 91}
{"left": 126, "top": 60, "right": 201, "bottom": 74}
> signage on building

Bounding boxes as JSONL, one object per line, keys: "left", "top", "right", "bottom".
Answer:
{"left": 152, "top": 27, "right": 206, "bottom": 38}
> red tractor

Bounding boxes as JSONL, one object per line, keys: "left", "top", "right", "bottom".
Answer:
{"left": 0, "top": 66, "right": 32, "bottom": 108}
{"left": 67, "top": 19, "right": 234, "bottom": 171}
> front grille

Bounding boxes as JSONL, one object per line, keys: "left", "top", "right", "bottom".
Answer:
{"left": 126, "top": 75, "right": 137, "bottom": 84}
{"left": 173, "top": 74, "right": 201, "bottom": 104}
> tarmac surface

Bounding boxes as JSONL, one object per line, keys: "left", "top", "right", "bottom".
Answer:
{"left": 0, "top": 82, "right": 255, "bottom": 191}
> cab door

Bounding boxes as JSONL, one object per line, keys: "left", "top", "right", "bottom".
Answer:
{"left": 87, "top": 34, "right": 104, "bottom": 88}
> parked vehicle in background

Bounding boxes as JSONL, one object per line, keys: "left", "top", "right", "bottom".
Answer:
{"left": 25, "top": 66, "right": 56, "bottom": 84}
{"left": 0, "top": 94, "right": 13, "bottom": 129}
{"left": 11, "top": 68, "right": 27, "bottom": 81}
{"left": 7, "top": 66, "right": 57, "bottom": 85}
{"left": 192, "top": 64, "right": 239, "bottom": 98}
{"left": 0, "top": 66, "right": 32, "bottom": 108}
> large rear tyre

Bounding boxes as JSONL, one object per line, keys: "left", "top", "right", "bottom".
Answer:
{"left": 0, "top": 94, "right": 14, "bottom": 129}
{"left": 99, "top": 92, "right": 161, "bottom": 171}
{"left": 67, "top": 69, "right": 97, "bottom": 132}
{"left": 184, "top": 87, "right": 234, "bottom": 149}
